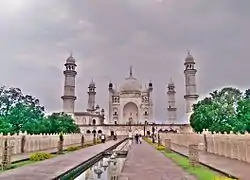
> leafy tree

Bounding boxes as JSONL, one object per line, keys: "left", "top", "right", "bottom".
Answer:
{"left": 0, "top": 86, "right": 80, "bottom": 134}
{"left": 244, "top": 89, "right": 250, "bottom": 99}
{"left": 0, "top": 117, "right": 12, "bottom": 135}
{"left": 190, "top": 87, "right": 243, "bottom": 133}
{"left": 236, "top": 98, "right": 250, "bottom": 133}
{"left": 43, "top": 113, "right": 80, "bottom": 134}
{"left": 0, "top": 86, "right": 45, "bottom": 134}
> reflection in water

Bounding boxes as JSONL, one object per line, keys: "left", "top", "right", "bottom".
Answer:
{"left": 74, "top": 157, "right": 126, "bottom": 180}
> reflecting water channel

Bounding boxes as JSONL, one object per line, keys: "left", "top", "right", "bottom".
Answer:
{"left": 74, "top": 156, "right": 126, "bottom": 180}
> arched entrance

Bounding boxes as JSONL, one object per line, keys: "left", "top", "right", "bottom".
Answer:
{"left": 123, "top": 102, "right": 138, "bottom": 124}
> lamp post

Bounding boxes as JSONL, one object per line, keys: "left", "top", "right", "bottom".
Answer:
{"left": 158, "top": 131, "right": 160, "bottom": 146}
{"left": 152, "top": 124, "right": 155, "bottom": 144}
{"left": 143, "top": 121, "right": 147, "bottom": 137}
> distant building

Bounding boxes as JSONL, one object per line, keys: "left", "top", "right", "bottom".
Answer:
{"left": 60, "top": 52, "right": 198, "bottom": 135}
{"left": 108, "top": 66, "right": 153, "bottom": 125}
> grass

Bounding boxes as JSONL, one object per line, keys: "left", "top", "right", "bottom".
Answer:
{"left": 10, "top": 160, "right": 37, "bottom": 169}
{"left": 144, "top": 138, "right": 236, "bottom": 180}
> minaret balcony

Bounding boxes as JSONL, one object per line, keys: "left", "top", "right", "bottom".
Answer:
{"left": 167, "top": 107, "right": 177, "bottom": 111}
{"left": 63, "top": 70, "right": 77, "bottom": 76}
{"left": 184, "top": 94, "right": 199, "bottom": 99}
{"left": 61, "top": 95, "right": 77, "bottom": 100}
{"left": 184, "top": 69, "right": 197, "bottom": 73}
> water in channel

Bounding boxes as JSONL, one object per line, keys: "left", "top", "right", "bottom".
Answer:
{"left": 74, "top": 156, "right": 126, "bottom": 180}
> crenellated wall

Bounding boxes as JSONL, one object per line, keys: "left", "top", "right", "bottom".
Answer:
{"left": 160, "top": 130, "right": 250, "bottom": 163}
{"left": 0, "top": 132, "right": 93, "bottom": 155}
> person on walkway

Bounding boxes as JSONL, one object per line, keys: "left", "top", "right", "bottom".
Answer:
{"left": 113, "top": 133, "right": 117, "bottom": 140}
{"left": 139, "top": 134, "right": 142, "bottom": 144}
{"left": 101, "top": 134, "right": 105, "bottom": 143}
{"left": 135, "top": 134, "right": 139, "bottom": 144}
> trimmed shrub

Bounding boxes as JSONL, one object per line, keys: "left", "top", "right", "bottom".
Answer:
{"left": 143, "top": 138, "right": 153, "bottom": 144}
{"left": 29, "top": 152, "right": 53, "bottom": 161}
{"left": 65, "top": 146, "right": 81, "bottom": 152}
{"left": 156, "top": 145, "right": 165, "bottom": 151}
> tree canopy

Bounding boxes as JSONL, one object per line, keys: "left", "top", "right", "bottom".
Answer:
{"left": 190, "top": 87, "right": 250, "bottom": 133}
{"left": 0, "top": 86, "right": 80, "bottom": 135}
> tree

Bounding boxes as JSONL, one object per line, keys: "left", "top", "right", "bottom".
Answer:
{"left": 0, "top": 86, "right": 45, "bottom": 134}
{"left": 190, "top": 87, "right": 243, "bottom": 133}
{"left": 235, "top": 98, "right": 250, "bottom": 133}
{"left": 244, "top": 89, "right": 250, "bottom": 99}
{"left": 43, "top": 113, "right": 80, "bottom": 134}
{"left": 0, "top": 117, "right": 11, "bottom": 135}
{"left": 0, "top": 86, "right": 80, "bottom": 135}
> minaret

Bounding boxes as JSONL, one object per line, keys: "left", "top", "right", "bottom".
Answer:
{"left": 184, "top": 51, "right": 199, "bottom": 121}
{"left": 148, "top": 81, "right": 153, "bottom": 122}
{"left": 167, "top": 78, "right": 177, "bottom": 124}
{"left": 87, "top": 80, "right": 96, "bottom": 111}
{"left": 108, "top": 81, "right": 114, "bottom": 123}
{"left": 61, "top": 53, "right": 77, "bottom": 114}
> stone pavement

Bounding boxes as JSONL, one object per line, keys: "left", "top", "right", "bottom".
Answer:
{"left": 171, "top": 143, "right": 249, "bottom": 180}
{"left": 0, "top": 140, "right": 124, "bottom": 180}
{"left": 119, "top": 140, "right": 197, "bottom": 180}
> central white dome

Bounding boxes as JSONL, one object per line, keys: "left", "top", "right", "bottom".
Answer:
{"left": 120, "top": 66, "right": 142, "bottom": 92}
{"left": 120, "top": 76, "right": 142, "bottom": 92}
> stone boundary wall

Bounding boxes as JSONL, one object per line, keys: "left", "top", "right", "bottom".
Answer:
{"left": 0, "top": 133, "right": 93, "bottom": 155}
{"left": 160, "top": 130, "right": 250, "bottom": 163}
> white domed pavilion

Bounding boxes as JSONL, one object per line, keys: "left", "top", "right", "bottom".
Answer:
{"left": 108, "top": 66, "right": 153, "bottom": 124}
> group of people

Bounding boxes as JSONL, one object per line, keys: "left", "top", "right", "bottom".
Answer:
{"left": 134, "top": 134, "right": 142, "bottom": 144}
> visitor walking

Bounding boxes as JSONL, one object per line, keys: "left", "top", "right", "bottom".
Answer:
{"left": 101, "top": 134, "right": 105, "bottom": 143}
{"left": 139, "top": 134, "right": 142, "bottom": 144}
{"left": 114, "top": 133, "right": 117, "bottom": 140}
{"left": 135, "top": 134, "right": 139, "bottom": 144}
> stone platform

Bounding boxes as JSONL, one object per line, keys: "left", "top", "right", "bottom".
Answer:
{"left": 119, "top": 140, "right": 196, "bottom": 180}
{"left": 0, "top": 139, "right": 125, "bottom": 180}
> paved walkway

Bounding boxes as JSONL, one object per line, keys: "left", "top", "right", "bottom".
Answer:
{"left": 119, "top": 141, "right": 197, "bottom": 180}
{"left": 171, "top": 144, "right": 249, "bottom": 180}
{"left": 0, "top": 140, "right": 124, "bottom": 180}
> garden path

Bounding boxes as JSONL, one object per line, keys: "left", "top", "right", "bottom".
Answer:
{"left": 119, "top": 140, "right": 197, "bottom": 180}
{"left": 0, "top": 139, "right": 123, "bottom": 180}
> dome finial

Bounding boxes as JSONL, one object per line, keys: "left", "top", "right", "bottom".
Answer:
{"left": 187, "top": 50, "right": 190, "bottom": 55}
{"left": 170, "top": 77, "right": 173, "bottom": 84}
{"left": 129, "top": 65, "right": 133, "bottom": 77}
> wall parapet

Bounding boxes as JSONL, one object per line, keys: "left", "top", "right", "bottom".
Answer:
{"left": 0, "top": 133, "right": 93, "bottom": 155}
{"left": 160, "top": 130, "right": 250, "bottom": 163}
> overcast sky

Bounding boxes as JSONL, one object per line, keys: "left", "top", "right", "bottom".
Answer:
{"left": 0, "top": 0, "right": 249, "bottom": 122}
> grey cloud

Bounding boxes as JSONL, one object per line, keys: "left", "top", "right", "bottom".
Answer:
{"left": 1, "top": 0, "right": 249, "bottom": 121}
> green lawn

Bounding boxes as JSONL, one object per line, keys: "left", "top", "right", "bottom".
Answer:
{"left": 144, "top": 138, "right": 236, "bottom": 180}
{"left": 161, "top": 150, "right": 236, "bottom": 180}
{"left": 10, "top": 160, "right": 37, "bottom": 169}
